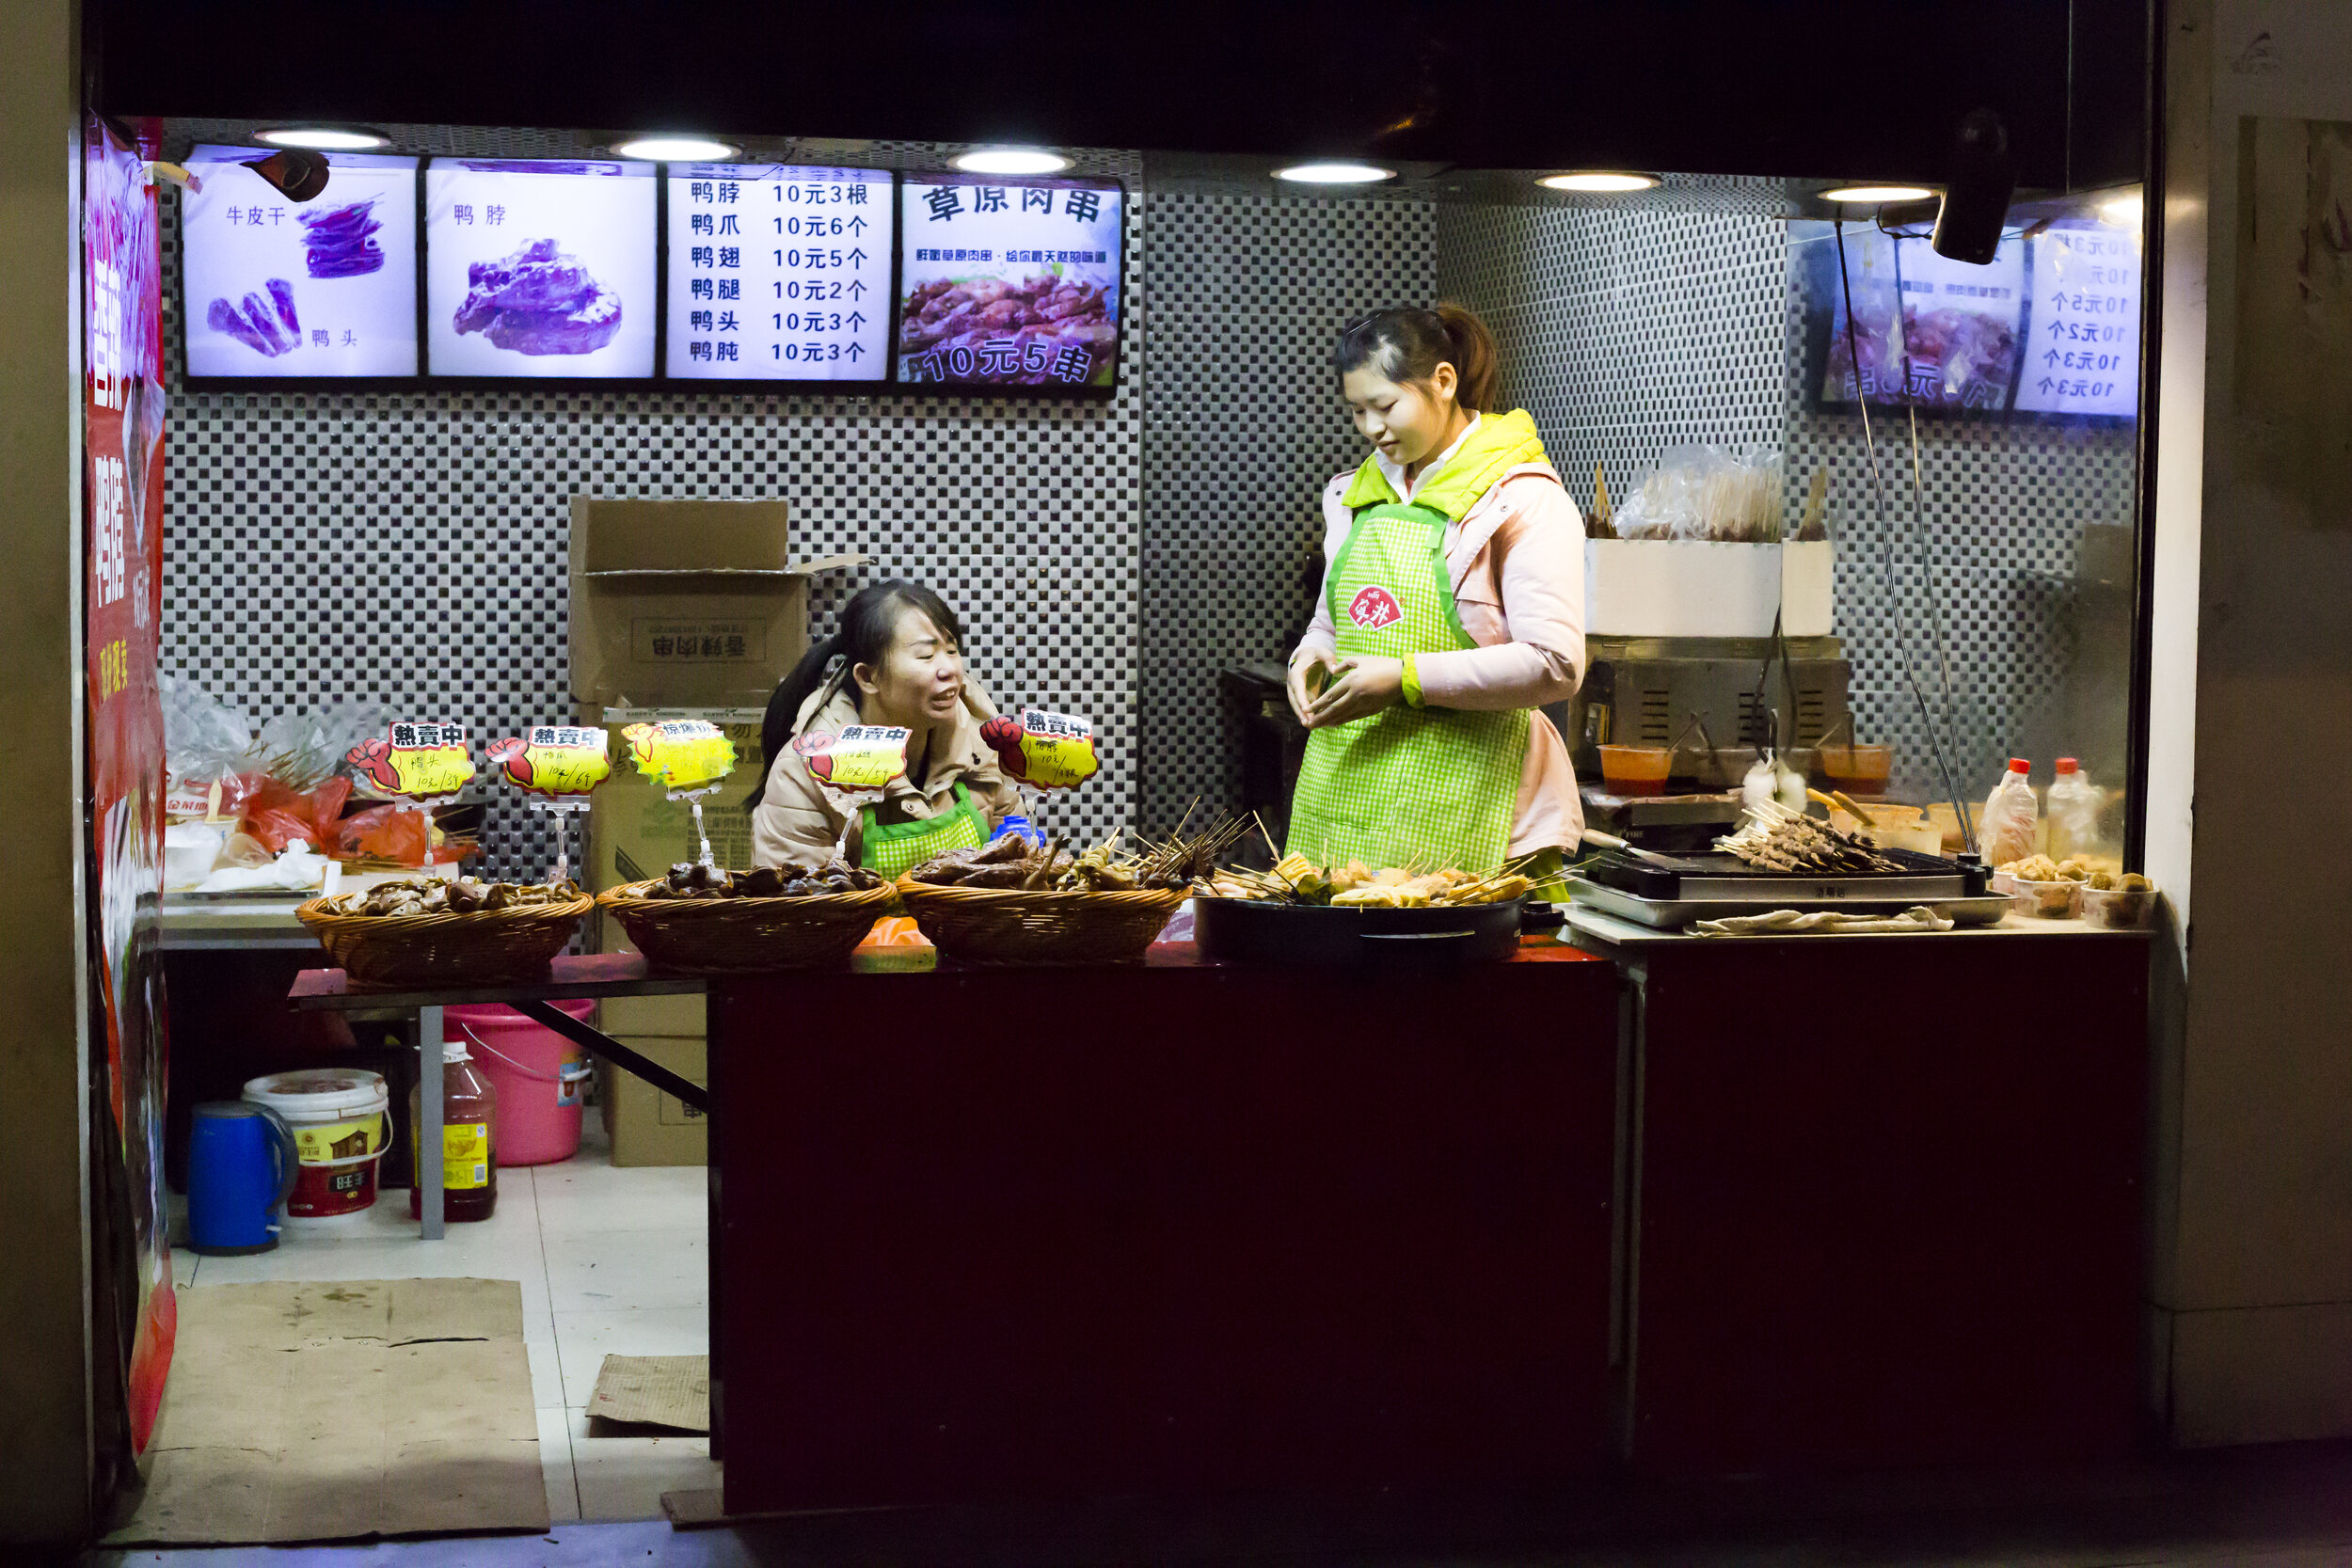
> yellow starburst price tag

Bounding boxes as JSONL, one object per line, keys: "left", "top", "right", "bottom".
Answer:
{"left": 487, "top": 726, "right": 612, "bottom": 798}
{"left": 980, "top": 709, "right": 1099, "bottom": 790}
{"left": 347, "top": 722, "right": 476, "bottom": 800}
{"left": 621, "top": 720, "right": 738, "bottom": 792}
{"left": 791, "top": 724, "right": 911, "bottom": 794}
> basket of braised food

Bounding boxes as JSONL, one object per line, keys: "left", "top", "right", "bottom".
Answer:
{"left": 597, "top": 858, "right": 898, "bottom": 974}
{"left": 297, "top": 876, "right": 593, "bottom": 986}
{"left": 897, "top": 818, "right": 1240, "bottom": 966}
{"left": 1194, "top": 852, "right": 1535, "bottom": 967}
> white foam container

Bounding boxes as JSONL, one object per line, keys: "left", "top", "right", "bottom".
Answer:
{"left": 1586, "top": 539, "right": 1834, "bottom": 638}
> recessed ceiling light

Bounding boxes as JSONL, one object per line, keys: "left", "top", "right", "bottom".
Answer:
{"left": 1274, "top": 161, "right": 1395, "bottom": 184}
{"left": 255, "top": 127, "right": 389, "bottom": 151}
{"left": 611, "top": 135, "right": 740, "bottom": 162}
{"left": 1538, "top": 171, "right": 1660, "bottom": 193}
{"left": 953, "top": 148, "right": 1073, "bottom": 176}
{"left": 2098, "top": 192, "right": 2144, "bottom": 228}
{"left": 1821, "top": 183, "right": 1936, "bottom": 204}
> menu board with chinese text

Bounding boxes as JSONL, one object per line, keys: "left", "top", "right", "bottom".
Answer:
{"left": 2013, "top": 223, "right": 2142, "bottom": 418}
{"left": 894, "top": 177, "right": 1122, "bottom": 388}
{"left": 181, "top": 145, "right": 420, "bottom": 378}
{"left": 424, "top": 159, "right": 657, "bottom": 378}
{"left": 1820, "top": 228, "right": 2026, "bottom": 413}
{"left": 664, "top": 165, "right": 893, "bottom": 380}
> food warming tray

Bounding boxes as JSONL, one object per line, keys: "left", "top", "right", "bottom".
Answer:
{"left": 1581, "top": 847, "right": 1990, "bottom": 904}
{"left": 1194, "top": 896, "right": 1524, "bottom": 967}
{"left": 1565, "top": 876, "right": 2013, "bottom": 930}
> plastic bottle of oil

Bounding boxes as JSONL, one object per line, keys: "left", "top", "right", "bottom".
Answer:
{"left": 409, "top": 1039, "right": 498, "bottom": 1222}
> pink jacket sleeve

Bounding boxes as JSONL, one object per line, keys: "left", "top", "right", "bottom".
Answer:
{"left": 1288, "top": 475, "right": 1352, "bottom": 667}
{"left": 1414, "top": 476, "right": 1586, "bottom": 711}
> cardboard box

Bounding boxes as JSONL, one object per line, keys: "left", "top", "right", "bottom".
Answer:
{"left": 1584, "top": 538, "right": 1834, "bottom": 638}
{"left": 599, "top": 1036, "right": 707, "bottom": 1167}
{"left": 586, "top": 705, "right": 762, "bottom": 1036}
{"left": 568, "top": 496, "right": 863, "bottom": 707}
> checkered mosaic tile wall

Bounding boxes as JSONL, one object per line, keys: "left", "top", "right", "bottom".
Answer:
{"left": 159, "top": 126, "right": 1144, "bottom": 876}
{"left": 1438, "top": 203, "right": 2140, "bottom": 809}
{"left": 1136, "top": 190, "right": 1437, "bottom": 832}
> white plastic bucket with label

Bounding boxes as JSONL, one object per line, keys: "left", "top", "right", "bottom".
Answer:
{"left": 241, "top": 1069, "right": 391, "bottom": 1226}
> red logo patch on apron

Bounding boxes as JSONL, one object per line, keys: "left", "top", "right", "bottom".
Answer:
{"left": 1347, "top": 586, "right": 1403, "bottom": 630}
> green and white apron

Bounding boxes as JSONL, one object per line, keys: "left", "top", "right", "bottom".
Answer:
{"left": 1286, "top": 499, "right": 1530, "bottom": 874}
{"left": 858, "top": 781, "right": 991, "bottom": 879}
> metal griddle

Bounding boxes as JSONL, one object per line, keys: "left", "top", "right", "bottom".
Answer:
{"left": 1580, "top": 847, "right": 1991, "bottom": 906}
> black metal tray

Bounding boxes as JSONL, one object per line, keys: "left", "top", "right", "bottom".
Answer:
{"left": 1581, "top": 847, "right": 1990, "bottom": 904}
{"left": 1194, "top": 896, "right": 1524, "bottom": 967}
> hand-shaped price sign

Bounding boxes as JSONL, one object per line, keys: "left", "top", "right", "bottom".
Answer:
{"left": 791, "top": 724, "right": 911, "bottom": 794}
{"left": 621, "top": 720, "right": 739, "bottom": 868}
{"left": 981, "top": 710, "right": 1099, "bottom": 790}
{"left": 486, "top": 726, "right": 611, "bottom": 881}
{"left": 348, "top": 721, "right": 476, "bottom": 800}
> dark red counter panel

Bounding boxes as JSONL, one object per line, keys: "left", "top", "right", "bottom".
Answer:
{"left": 1625, "top": 933, "right": 2150, "bottom": 1474}
{"left": 710, "top": 943, "right": 1620, "bottom": 1512}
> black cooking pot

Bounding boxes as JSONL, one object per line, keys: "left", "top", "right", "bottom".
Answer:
{"left": 1194, "top": 896, "right": 1524, "bottom": 967}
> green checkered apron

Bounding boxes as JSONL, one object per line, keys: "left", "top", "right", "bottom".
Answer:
{"left": 858, "top": 782, "right": 990, "bottom": 879}
{"left": 1286, "top": 500, "right": 1529, "bottom": 874}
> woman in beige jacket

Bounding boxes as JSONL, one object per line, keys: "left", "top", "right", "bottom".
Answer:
{"left": 748, "top": 580, "right": 1024, "bottom": 874}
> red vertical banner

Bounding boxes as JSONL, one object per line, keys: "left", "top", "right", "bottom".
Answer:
{"left": 85, "top": 116, "right": 173, "bottom": 1460}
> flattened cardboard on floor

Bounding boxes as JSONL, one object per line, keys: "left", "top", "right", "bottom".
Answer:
{"left": 105, "top": 1279, "right": 547, "bottom": 1545}
{"left": 590, "top": 1354, "right": 710, "bottom": 1432}
{"left": 568, "top": 496, "right": 862, "bottom": 707}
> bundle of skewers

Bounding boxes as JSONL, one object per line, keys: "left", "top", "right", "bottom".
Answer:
{"left": 1715, "top": 799, "right": 1907, "bottom": 876}
{"left": 909, "top": 807, "right": 1251, "bottom": 894}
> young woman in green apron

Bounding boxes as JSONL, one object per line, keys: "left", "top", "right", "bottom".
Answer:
{"left": 1286, "top": 304, "right": 1588, "bottom": 885}
{"left": 749, "top": 580, "right": 1025, "bottom": 874}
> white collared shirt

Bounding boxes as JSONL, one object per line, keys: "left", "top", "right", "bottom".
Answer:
{"left": 1372, "top": 412, "right": 1482, "bottom": 505}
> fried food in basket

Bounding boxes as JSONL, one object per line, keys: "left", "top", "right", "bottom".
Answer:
{"left": 320, "top": 876, "right": 582, "bottom": 917}
{"left": 621, "top": 858, "right": 886, "bottom": 900}
{"left": 1209, "top": 854, "right": 1533, "bottom": 908}
{"left": 909, "top": 813, "right": 1248, "bottom": 894}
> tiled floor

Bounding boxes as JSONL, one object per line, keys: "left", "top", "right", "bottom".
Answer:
{"left": 170, "top": 1116, "right": 716, "bottom": 1524}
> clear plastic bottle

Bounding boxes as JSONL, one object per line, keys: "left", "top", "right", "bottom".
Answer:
{"left": 1981, "top": 757, "right": 2040, "bottom": 867}
{"left": 2044, "top": 757, "right": 2103, "bottom": 863}
{"left": 408, "top": 1040, "right": 498, "bottom": 1222}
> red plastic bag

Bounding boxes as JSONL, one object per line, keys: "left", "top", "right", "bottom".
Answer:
{"left": 329, "top": 802, "right": 437, "bottom": 867}
{"left": 238, "top": 775, "right": 353, "bottom": 854}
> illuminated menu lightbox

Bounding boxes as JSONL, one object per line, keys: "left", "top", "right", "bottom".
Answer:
{"left": 2013, "top": 224, "right": 2141, "bottom": 418}
{"left": 893, "top": 177, "right": 1122, "bottom": 389}
{"left": 664, "top": 165, "right": 894, "bottom": 380}
{"left": 423, "top": 159, "right": 658, "bottom": 378}
{"left": 181, "top": 145, "right": 420, "bottom": 378}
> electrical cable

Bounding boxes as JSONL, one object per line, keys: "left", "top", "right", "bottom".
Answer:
{"left": 1832, "top": 218, "right": 1980, "bottom": 856}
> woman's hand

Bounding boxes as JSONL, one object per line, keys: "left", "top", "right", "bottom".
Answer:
{"left": 1302, "top": 657, "right": 1406, "bottom": 728}
{"left": 1286, "top": 649, "right": 1341, "bottom": 725}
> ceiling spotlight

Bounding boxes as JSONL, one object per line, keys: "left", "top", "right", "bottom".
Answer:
{"left": 1274, "top": 161, "right": 1395, "bottom": 184}
{"left": 1538, "top": 171, "right": 1661, "bottom": 193}
{"left": 1929, "top": 108, "right": 2016, "bottom": 264}
{"left": 612, "top": 135, "right": 740, "bottom": 162}
{"left": 953, "top": 148, "right": 1074, "bottom": 176}
{"left": 241, "top": 149, "right": 330, "bottom": 202}
{"left": 255, "top": 126, "right": 389, "bottom": 151}
{"left": 1821, "top": 183, "right": 1937, "bottom": 204}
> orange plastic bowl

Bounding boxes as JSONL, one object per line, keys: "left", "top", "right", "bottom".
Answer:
{"left": 1597, "top": 744, "right": 1674, "bottom": 797}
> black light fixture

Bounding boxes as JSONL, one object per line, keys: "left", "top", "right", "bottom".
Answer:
{"left": 240, "top": 148, "right": 330, "bottom": 202}
{"left": 1930, "top": 108, "right": 2015, "bottom": 264}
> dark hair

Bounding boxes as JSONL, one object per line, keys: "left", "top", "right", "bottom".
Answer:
{"left": 747, "top": 579, "right": 966, "bottom": 809}
{"left": 1330, "top": 301, "right": 1502, "bottom": 414}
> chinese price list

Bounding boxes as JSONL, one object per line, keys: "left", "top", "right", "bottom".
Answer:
{"left": 664, "top": 166, "right": 894, "bottom": 380}
{"left": 181, "top": 145, "right": 421, "bottom": 377}
{"left": 894, "top": 178, "right": 1123, "bottom": 388}
{"left": 2014, "top": 224, "right": 2141, "bottom": 418}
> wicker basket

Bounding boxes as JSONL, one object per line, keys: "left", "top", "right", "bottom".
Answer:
{"left": 295, "top": 895, "right": 594, "bottom": 987}
{"left": 597, "top": 880, "right": 899, "bottom": 974}
{"left": 895, "top": 876, "right": 1191, "bottom": 966}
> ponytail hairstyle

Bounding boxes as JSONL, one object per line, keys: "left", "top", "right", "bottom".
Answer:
{"left": 747, "top": 578, "right": 967, "bottom": 809}
{"left": 1329, "top": 301, "right": 1502, "bottom": 415}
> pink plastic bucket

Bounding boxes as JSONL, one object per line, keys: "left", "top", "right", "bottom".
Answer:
{"left": 446, "top": 1001, "right": 595, "bottom": 1166}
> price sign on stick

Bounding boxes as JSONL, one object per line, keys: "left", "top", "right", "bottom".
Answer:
{"left": 347, "top": 721, "right": 476, "bottom": 800}
{"left": 621, "top": 720, "right": 737, "bottom": 792}
{"left": 486, "top": 726, "right": 611, "bottom": 797}
{"left": 488, "top": 726, "right": 610, "bottom": 882}
{"left": 792, "top": 724, "right": 912, "bottom": 794}
{"left": 981, "top": 710, "right": 1099, "bottom": 790}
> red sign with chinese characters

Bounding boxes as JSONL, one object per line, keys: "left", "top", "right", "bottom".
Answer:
{"left": 1347, "top": 585, "right": 1403, "bottom": 630}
